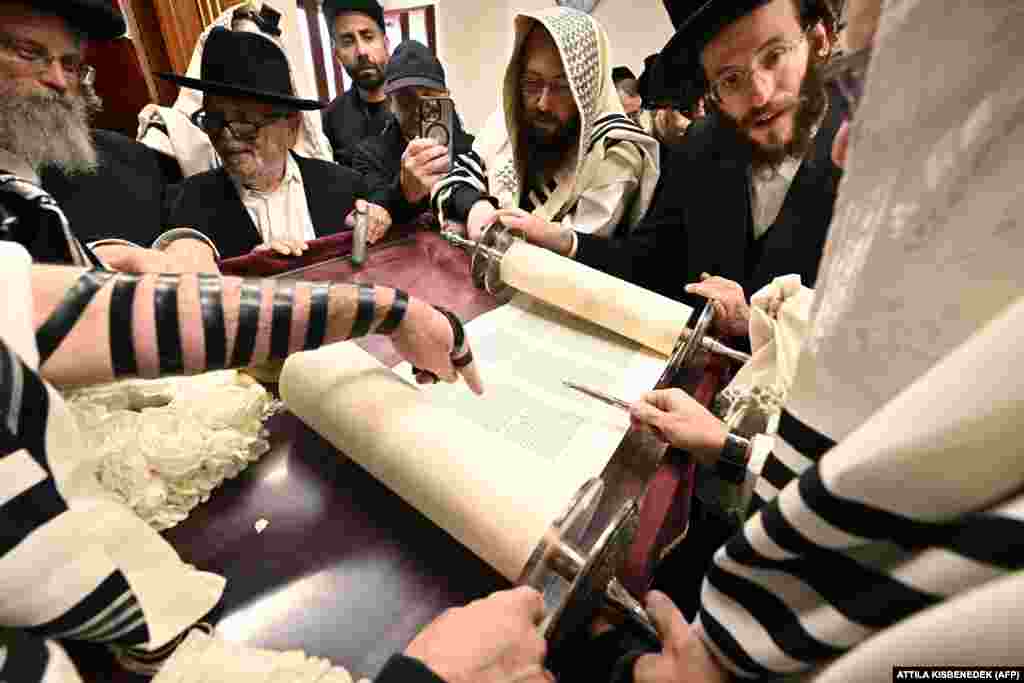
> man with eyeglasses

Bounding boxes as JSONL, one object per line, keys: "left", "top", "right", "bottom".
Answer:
{"left": 162, "top": 27, "right": 376, "bottom": 260}
{"left": 431, "top": 7, "right": 660, "bottom": 243}
{"left": 0, "top": 0, "right": 218, "bottom": 272}
{"left": 511, "top": 0, "right": 844, "bottom": 345}
{"left": 564, "top": 0, "right": 1024, "bottom": 680}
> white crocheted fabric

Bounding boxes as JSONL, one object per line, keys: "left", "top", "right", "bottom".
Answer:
{"left": 64, "top": 371, "right": 280, "bottom": 530}
{"left": 152, "top": 628, "right": 368, "bottom": 683}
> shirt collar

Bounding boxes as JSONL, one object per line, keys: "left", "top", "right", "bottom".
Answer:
{"left": 0, "top": 149, "right": 40, "bottom": 185}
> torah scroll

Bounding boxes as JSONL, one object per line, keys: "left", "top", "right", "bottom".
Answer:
{"left": 499, "top": 240, "right": 693, "bottom": 356}
{"left": 280, "top": 298, "right": 667, "bottom": 581}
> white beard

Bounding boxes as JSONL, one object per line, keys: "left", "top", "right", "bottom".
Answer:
{"left": 0, "top": 91, "right": 97, "bottom": 176}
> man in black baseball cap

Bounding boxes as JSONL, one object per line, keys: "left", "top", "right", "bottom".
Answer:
{"left": 351, "top": 39, "right": 474, "bottom": 231}
{"left": 321, "top": 0, "right": 392, "bottom": 167}
{"left": 0, "top": 0, "right": 218, "bottom": 272}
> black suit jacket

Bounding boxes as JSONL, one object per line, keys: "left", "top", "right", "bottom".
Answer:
{"left": 40, "top": 129, "right": 182, "bottom": 246}
{"left": 321, "top": 87, "right": 392, "bottom": 168}
{"left": 577, "top": 88, "right": 848, "bottom": 309}
{"left": 165, "top": 153, "right": 366, "bottom": 259}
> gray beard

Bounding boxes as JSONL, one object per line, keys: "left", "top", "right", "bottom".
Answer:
{"left": 0, "top": 92, "right": 97, "bottom": 176}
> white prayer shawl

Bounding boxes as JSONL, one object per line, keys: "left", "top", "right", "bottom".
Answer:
{"left": 137, "top": 2, "right": 332, "bottom": 178}
{"left": 432, "top": 7, "right": 660, "bottom": 235}
{"left": 696, "top": 0, "right": 1024, "bottom": 678}
{"left": 0, "top": 243, "right": 225, "bottom": 672}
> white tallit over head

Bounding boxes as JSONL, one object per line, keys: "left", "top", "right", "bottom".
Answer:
{"left": 786, "top": 0, "right": 1024, "bottom": 442}
{"left": 137, "top": 1, "right": 332, "bottom": 177}
{"left": 474, "top": 7, "right": 660, "bottom": 231}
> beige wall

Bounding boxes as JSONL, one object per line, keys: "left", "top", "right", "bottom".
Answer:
{"left": 381, "top": 1, "right": 675, "bottom": 134}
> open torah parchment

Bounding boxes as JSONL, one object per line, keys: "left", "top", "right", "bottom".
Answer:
{"left": 280, "top": 294, "right": 689, "bottom": 581}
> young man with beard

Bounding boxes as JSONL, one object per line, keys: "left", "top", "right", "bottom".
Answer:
{"left": 432, "top": 7, "right": 660, "bottom": 241}
{"left": 0, "top": 0, "right": 218, "bottom": 272}
{"left": 581, "top": 0, "right": 1024, "bottom": 680}
{"left": 512, "top": 0, "right": 845, "bottom": 343}
{"left": 321, "top": 0, "right": 392, "bottom": 168}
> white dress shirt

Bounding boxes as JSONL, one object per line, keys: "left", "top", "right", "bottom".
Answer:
{"left": 230, "top": 153, "right": 316, "bottom": 244}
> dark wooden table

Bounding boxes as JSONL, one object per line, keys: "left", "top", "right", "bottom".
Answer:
{"left": 71, "top": 230, "right": 706, "bottom": 681}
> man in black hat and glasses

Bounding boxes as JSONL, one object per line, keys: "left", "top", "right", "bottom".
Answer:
{"left": 321, "top": 0, "right": 392, "bottom": 168}
{"left": 162, "top": 27, "right": 375, "bottom": 260}
{"left": 0, "top": 0, "right": 218, "bottom": 272}
{"left": 513, "top": 0, "right": 845, "bottom": 346}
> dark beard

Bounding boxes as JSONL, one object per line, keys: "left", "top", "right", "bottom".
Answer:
{"left": 347, "top": 59, "right": 386, "bottom": 91}
{"left": 715, "top": 54, "right": 829, "bottom": 175}
{"left": 0, "top": 91, "right": 97, "bottom": 176}
{"left": 518, "top": 113, "right": 580, "bottom": 179}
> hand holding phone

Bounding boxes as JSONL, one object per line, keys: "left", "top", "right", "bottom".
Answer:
{"left": 400, "top": 97, "right": 457, "bottom": 203}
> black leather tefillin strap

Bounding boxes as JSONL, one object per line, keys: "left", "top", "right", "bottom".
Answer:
{"left": 230, "top": 282, "right": 263, "bottom": 368}
{"left": 153, "top": 274, "right": 184, "bottom": 375}
{"left": 36, "top": 269, "right": 117, "bottom": 366}
{"left": 109, "top": 274, "right": 141, "bottom": 377}
{"left": 197, "top": 274, "right": 227, "bottom": 371}
{"left": 303, "top": 283, "right": 330, "bottom": 350}
{"left": 269, "top": 282, "right": 295, "bottom": 359}
{"left": 349, "top": 284, "right": 376, "bottom": 339}
{"left": 374, "top": 289, "right": 409, "bottom": 336}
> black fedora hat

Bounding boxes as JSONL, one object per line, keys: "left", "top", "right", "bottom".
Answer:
{"left": 157, "top": 27, "right": 323, "bottom": 111}
{"left": 28, "top": 0, "right": 126, "bottom": 40}
{"left": 660, "top": 0, "right": 775, "bottom": 86}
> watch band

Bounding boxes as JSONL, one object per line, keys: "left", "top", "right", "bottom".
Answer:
{"left": 715, "top": 432, "right": 751, "bottom": 484}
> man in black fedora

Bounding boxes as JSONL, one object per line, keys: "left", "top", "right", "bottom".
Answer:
{"left": 0, "top": 0, "right": 217, "bottom": 271}
{"left": 321, "top": 0, "right": 392, "bottom": 168}
{"left": 351, "top": 39, "right": 474, "bottom": 231}
{"left": 162, "top": 27, "right": 377, "bottom": 260}
{"left": 513, "top": 0, "right": 846, "bottom": 346}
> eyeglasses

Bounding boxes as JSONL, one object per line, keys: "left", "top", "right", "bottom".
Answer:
{"left": 520, "top": 77, "right": 573, "bottom": 101}
{"left": 708, "top": 31, "right": 809, "bottom": 103}
{"left": 823, "top": 45, "right": 871, "bottom": 119}
{"left": 190, "top": 109, "right": 289, "bottom": 141}
{"left": 0, "top": 31, "right": 93, "bottom": 85}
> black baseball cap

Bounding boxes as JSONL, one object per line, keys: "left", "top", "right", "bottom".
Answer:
{"left": 383, "top": 40, "right": 447, "bottom": 95}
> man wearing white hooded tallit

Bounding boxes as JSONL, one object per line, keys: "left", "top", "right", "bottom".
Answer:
{"left": 596, "top": 0, "right": 1024, "bottom": 680}
{"left": 431, "top": 7, "right": 660, "bottom": 242}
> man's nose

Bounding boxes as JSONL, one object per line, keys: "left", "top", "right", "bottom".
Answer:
{"left": 38, "top": 60, "right": 70, "bottom": 94}
{"left": 748, "top": 69, "right": 775, "bottom": 109}
{"left": 355, "top": 37, "right": 369, "bottom": 58}
{"left": 536, "top": 87, "right": 552, "bottom": 112}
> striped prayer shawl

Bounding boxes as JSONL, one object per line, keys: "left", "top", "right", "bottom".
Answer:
{"left": 697, "top": 307, "right": 1024, "bottom": 678}
{"left": 1, "top": 336, "right": 151, "bottom": 649}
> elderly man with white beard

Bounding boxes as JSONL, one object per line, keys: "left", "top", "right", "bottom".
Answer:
{"left": 0, "top": 0, "right": 218, "bottom": 272}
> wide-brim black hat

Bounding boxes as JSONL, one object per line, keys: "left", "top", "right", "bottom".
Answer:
{"left": 30, "top": 0, "right": 126, "bottom": 40}
{"left": 157, "top": 27, "right": 323, "bottom": 111}
{"left": 661, "top": 0, "right": 773, "bottom": 87}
